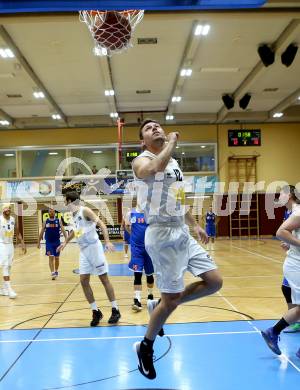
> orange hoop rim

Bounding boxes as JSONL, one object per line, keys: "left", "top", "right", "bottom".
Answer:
{"left": 86, "top": 9, "right": 143, "bottom": 17}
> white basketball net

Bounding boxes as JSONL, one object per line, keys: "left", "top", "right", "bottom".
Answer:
{"left": 79, "top": 10, "right": 144, "bottom": 56}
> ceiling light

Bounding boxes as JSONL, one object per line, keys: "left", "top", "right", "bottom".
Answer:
{"left": 172, "top": 96, "right": 182, "bottom": 103}
{"left": 105, "top": 89, "right": 114, "bottom": 96}
{"left": 48, "top": 152, "right": 58, "bottom": 155}
{"left": 33, "top": 91, "right": 45, "bottom": 99}
{"left": 176, "top": 146, "right": 179, "bottom": 149}
{"left": 180, "top": 68, "right": 192, "bottom": 77}
{"left": 194, "top": 24, "right": 210, "bottom": 36}
{"left": 51, "top": 114, "right": 61, "bottom": 120}
{"left": 273, "top": 112, "right": 283, "bottom": 118}
{"left": 94, "top": 47, "right": 107, "bottom": 56}
{"left": 0, "top": 120, "right": 10, "bottom": 126}
{"left": 298, "top": 96, "right": 300, "bottom": 100}
{"left": 181, "top": 152, "right": 185, "bottom": 155}
{"left": 166, "top": 115, "right": 174, "bottom": 120}
{"left": 110, "top": 112, "right": 118, "bottom": 118}
{"left": 92, "top": 151, "right": 103, "bottom": 154}
{"left": 4, "top": 153, "right": 14, "bottom": 157}
{"left": 0, "top": 48, "right": 14, "bottom": 58}
{"left": 201, "top": 145, "right": 206, "bottom": 149}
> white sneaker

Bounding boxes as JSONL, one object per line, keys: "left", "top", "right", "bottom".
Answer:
{"left": 124, "top": 254, "right": 128, "bottom": 258}
{"left": 8, "top": 289, "right": 17, "bottom": 299}
{"left": 0, "top": 288, "right": 9, "bottom": 296}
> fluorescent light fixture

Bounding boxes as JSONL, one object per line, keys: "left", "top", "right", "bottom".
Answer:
{"left": 33, "top": 91, "right": 45, "bottom": 99}
{"left": 182, "top": 152, "right": 185, "bottom": 155}
{"left": 92, "top": 150, "right": 103, "bottom": 154}
{"left": 176, "top": 146, "right": 180, "bottom": 149}
{"left": 0, "top": 120, "right": 10, "bottom": 126}
{"left": 180, "top": 68, "right": 192, "bottom": 77}
{"left": 48, "top": 152, "right": 58, "bottom": 155}
{"left": 166, "top": 115, "right": 174, "bottom": 120}
{"left": 201, "top": 145, "right": 206, "bottom": 149}
{"left": 298, "top": 96, "right": 300, "bottom": 100}
{"left": 94, "top": 47, "right": 107, "bottom": 56}
{"left": 51, "top": 114, "right": 61, "bottom": 120}
{"left": 105, "top": 89, "right": 114, "bottom": 96}
{"left": 172, "top": 96, "right": 182, "bottom": 103}
{"left": 110, "top": 112, "right": 118, "bottom": 118}
{"left": 4, "top": 153, "right": 14, "bottom": 157}
{"left": 195, "top": 24, "right": 210, "bottom": 36}
{"left": 202, "top": 24, "right": 210, "bottom": 36}
{"left": 273, "top": 112, "right": 283, "bottom": 118}
{"left": 0, "top": 48, "right": 14, "bottom": 58}
{"left": 187, "top": 195, "right": 211, "bottom": 199}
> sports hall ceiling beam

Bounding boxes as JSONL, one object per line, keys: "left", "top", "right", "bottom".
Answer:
{"left": 166, "top": 21, "right": 202, "bottom": 118}
{"left": 268, "top": 88, "right": 300, "bottom": 120}
{"left": 0, "top": 108, "right": 14, "bottom": 127}
{"left": 0, "top": 25, "right": 68, "bottom": 126}
{"left": 216, "top": 19, "right": 300, "bottom": 123}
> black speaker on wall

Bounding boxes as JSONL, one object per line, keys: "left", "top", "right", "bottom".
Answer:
{"left": 239, "top": 93, "right": 251, "bottom": 110}
{"left": 281, "top": 43, "right": 298, "bottom": 67}
{"left": 222, "top": 94, "right": 234, "bottom": 110}
{"left": 258, "top": 44, "right": 275, "bottom": 67}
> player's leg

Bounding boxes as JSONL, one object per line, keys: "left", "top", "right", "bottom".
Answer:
{"left": 144, "top": 249, "right": 154, "bottom": 300}
{"left": 282, "top": 279, "right": 300, "bottom": 332}
{"left": 129, "top": 244, "right": 144, "bottom": 311}
{"left": 80, "top": 272, "right": 103, "bottom": 326}
{"left": 0, "top": 246, "right": 17, "bottom": 298}
{"left": 98, "top": 272, "right": 121, "bottom": 323}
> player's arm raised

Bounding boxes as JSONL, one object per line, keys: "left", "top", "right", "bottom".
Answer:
{"left": 132, "top": 132, "right": 179, "bottom": 179}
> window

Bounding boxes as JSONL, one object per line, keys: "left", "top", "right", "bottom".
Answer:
{"left": 70, "top": 147, "right": 116, "bottom": 175}
{"left": 0, "top": 150, "right": 16, "bottom": 178}
{"left": 21, "top": 149, "right": 66, "bottom": 177}
{"left": 173, "top": 144, "right": 216, "bottom": 172}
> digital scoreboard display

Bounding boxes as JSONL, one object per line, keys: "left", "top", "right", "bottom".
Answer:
{"left": 228, "top": 129, "right": 261, "bottom": 146}
{"left": 125, "top": 151, "right": 139, "bottom": 162}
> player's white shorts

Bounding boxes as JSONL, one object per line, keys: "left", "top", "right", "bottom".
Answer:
{"left": 145, "top": 223, "right": 217, "bottom": 293}
{"left": 79, "top": 241, "right": 108, "bottom": 276}
{"left": 283, "top": 256, "right": 300, "bottom": 304}
{"left": 0, "top": 243, "right": 14, "bottom": 267}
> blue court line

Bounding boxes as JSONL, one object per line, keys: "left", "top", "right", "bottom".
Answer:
{"left": 0, "top": 320, "right": 299, "bottom": 390}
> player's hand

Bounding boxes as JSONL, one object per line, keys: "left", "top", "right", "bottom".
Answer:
{"left": 194, "top": 225, "right": 209, "bottom": 245}
{"left": 37, "top": 243, "right": 41, "bottom": 249}
{"left": 280, "top": 242, "right": 290, "bottom": 251}
{"left": 167, "top": 132, "right": 179, "bottom": 144}
{"left": 57, "top": 243, "right": 66, "bottom": 253}
{"left": 105, "top": 241, "right": 115, "bottom": 252}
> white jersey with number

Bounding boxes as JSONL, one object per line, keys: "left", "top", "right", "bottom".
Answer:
{"left": 0, "top": 215, "right": 15, "bottom": 244}
{"left": 72, "top": 207, "right": 99, "bottom": 248}
{"left": 287, "top": 204, "right": 300, "bottom": 261}
{"left": 133, "top": 150, "right": 186, "bottom": 225}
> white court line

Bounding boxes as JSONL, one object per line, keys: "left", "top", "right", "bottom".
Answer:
{"left": 217, "top": 292, "right": 300, "bottom": 374}
{"left": 0, "top": 330, "right": 259, "bottom": 344}
{"left": 231, "top": 245, "right": 283, "bottom": 265}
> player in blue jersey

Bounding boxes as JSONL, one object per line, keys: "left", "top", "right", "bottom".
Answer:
{"left": 37, "top": 208, "right": 67, "bottom": 280}
{"left": 281, "top": 201, "right": 300, "bottom": 333}
{"left": 126, "top": 208, "right": 155, "bottom": 311}
{"left": 205, "top": 206, "right": 217, "bottom": 250}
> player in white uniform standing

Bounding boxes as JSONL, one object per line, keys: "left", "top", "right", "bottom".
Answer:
{"left": 58, "top": 192, "right": 121, "bottom": 326}
{"left": 261, "top": 185, "right": 300, "bottom": 358}
{"left": 0, "top": 203, "right": 26, "bottom": 298}
{"left": 132, "top": 119, "right": 223, "bottom": 379}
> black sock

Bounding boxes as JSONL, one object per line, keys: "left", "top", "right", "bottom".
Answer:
{"left": 142, "top": 337, "right": 154, "bottom": 349}
{"left": 273, "top": 318, "right": 289, "bottom": 335}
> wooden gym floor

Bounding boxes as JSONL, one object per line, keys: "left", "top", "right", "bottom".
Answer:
{"left": 0, "top": 238, "right": 287, "bottom": 330}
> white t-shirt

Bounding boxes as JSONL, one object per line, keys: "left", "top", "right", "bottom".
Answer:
{"left": 72, "top": 207, "right": 99, "bottom": 248}
{"left": 133, "top": 150, "right": 186, "bottom": 225}
{"left": 287, "top": 204, "right": 300, "bottom": 261}
{"left": 0, "top": 215, "right": 15, "bottom": 244}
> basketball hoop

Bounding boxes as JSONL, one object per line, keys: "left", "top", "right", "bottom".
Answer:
{"left": 79, "top": 10, "right": 144, "bottom": 56}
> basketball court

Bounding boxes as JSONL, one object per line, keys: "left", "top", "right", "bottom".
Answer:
{"left": 1, "top": 0, "right": 300, "bottom": 389}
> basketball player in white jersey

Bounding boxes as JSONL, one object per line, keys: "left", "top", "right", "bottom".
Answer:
{"left": 0, "top": 203, "right": 26, "bottom": 298}
{"left": 132, "top": 119, "right": 223, "bottom": 379}
{"left": 261, "top": 185, "right": 300, "bottom": 358}
{"left": 58, "top": 192, "right": 121, "bottom": 325}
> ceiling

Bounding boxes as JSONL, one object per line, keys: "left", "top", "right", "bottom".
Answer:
{"left": 0, "top": 0, "right": 300, "bottom": 129}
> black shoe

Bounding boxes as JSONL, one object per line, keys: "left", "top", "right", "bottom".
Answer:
{"left": 108, "top": 308, "right": 121, "bottom": 324}
{"left": 90, "top": 309, "right": 103, "bottom": 327}
{"left": 132, "top": 298, "right": 142, "bottom": 312}
{"left": 133, "top": 340, "right": 156, "bottom": 380}
{"left": 147, "top": 294, "right": 154, "bottom": 300}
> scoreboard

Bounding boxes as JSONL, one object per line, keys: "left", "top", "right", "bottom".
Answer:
{"left": 228, "top": 129, "right": 261, "bottom": 146}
